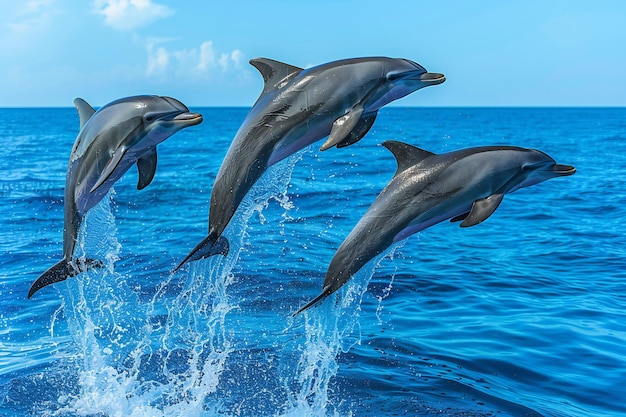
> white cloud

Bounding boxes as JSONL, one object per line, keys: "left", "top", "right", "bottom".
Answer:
{"left": 145, "top": 39, "right": 246, "bottom": 80}
{"left": 230, "top": 50, "right": 244, "bottom": 67}
{"left": 20, "top": 0, "right": 53, "bottom": 14}
{"left": 197, "top": 41, "right": 216, "bottom": 72}
{"left": 0, "top": 0, "right": 61, "bottom": 58}
{"left": 6, "top": 0, "right": 56, "bottom": 34}
{"left": 146, "top": 40, "right": 170, "bottom": 76}
{"left": 218, "top": 53, "right": 231, "bottom": 71}
{"left": 93, "top": 0, "right": 174, "bottom": 31}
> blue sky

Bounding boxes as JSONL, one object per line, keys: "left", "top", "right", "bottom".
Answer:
{"left": 1, "top": 0, "right": 624, "bottom": 107}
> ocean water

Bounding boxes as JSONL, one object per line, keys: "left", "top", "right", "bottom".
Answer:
{"left": 0, "top": 107, "right": 624, "bottom": 417}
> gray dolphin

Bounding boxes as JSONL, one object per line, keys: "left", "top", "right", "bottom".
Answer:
{"left": 176, "top": 57, "right": 445, "bottom": 269}
{"left": 28, "top": 95, "right": 202, "bottom": 298}
{"left": 294, "top": 140, "right": 576, "bottom": 314}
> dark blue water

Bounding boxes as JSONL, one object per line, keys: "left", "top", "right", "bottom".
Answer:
{"left": 1, "top": 107, "right": 624, "bottom": 417}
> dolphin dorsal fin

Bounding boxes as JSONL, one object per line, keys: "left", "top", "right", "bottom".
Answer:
{"left": 73, "top": 98, "right": 96, "bottom": 129}
{"left": 249, "top": 58, "right": 303, "bottom": 97}
{"left": 382, "top": 140, "right": 435, "bottom": 176}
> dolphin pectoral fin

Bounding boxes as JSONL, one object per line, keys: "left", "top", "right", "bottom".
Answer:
{"left": 450, "top": 212, "right": 470, "bottom": 223}
{"left": 74, "top": 98, "right": 96, "bottom": 129}
{"left": 174, "top": 235, "right": 230, "bottom": 272}
{"left": 335, "top": 111, "right": 378, "bottom": 149}
{"left": 28, "top": 258, "right": 103, "bottom": 298}
{"left": 293, "top": 285, "right": 333, "bottom": 316}
{"left": 136, "top": 148, "right": 158, "bottom": 190}
{"left": 320, "top": 107, "right": 365, "bottom": 151}
{"left": 382, "top": 140, "right": 436, "bottom": 177}
{"left": 249, "top": 58, "right": 304, "bottom": 97}
{"left": 460, "top": 194, "right": 504, "bottom": 228}
{"left": 90, "top": 146, "right": 128, "bottom": 193}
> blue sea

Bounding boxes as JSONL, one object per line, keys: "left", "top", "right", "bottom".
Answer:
{"left": 1, "top": 107, "right": 625, "bottom": 417}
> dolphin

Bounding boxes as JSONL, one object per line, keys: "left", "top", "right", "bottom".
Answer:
{"left": 176, "top": 57, "right": 445, "bottom": 270}
{"left": 28, "top": 95, "right": 202, "bottom": 298}
{"left": 294, "top": 140, "right": 576, "bottom": 314}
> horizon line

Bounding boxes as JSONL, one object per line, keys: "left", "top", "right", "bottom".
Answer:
{"left": 1, "top": 105, "right": 625, "bottom": 109}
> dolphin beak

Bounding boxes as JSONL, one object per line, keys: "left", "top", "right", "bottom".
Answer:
{"left": 156, "top": 111, "right": 203, "bottom": 127}
{"left": 419, "top": 72, "right": 446, "bottom": 86}
{"left": 551, "top": 164, "right": 576, "bottom": 176}
{"left": 170, "top": 112, "right": 203, "bottom": 126}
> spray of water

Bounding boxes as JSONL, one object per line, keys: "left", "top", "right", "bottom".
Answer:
{"left": 281, "top": 280, "right": 366, "bottom": 414}
{"left": 278, "top": 242, "right": 405, "bottom": 417}
{"left": 54, "top": 150, "right": 314, "bottom": 416}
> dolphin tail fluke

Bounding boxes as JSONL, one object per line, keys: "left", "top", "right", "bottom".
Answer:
{"left": 174, "top": 234, "right": 230, "bottom": 272}
{"left": 293, "top": 285, "right": 333, "bottom": 316}
{"left": 28, "top": 258, "right": 103, "bottom": 299}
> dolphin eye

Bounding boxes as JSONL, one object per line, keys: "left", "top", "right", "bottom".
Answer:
{"left": 144, "top": 112, "right": 160, "bottom": 122}
{"left": 387, "top": 72, "right": 403, "bottom": 81}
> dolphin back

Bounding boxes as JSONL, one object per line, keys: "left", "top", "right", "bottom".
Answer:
{"left": 28, "top": 258, "right": 103, "bottom": 298}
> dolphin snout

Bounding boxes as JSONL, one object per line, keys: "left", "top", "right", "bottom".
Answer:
{"left": 169, "top": 112, "right": 203, "bottom": 126}
{"left": 551, "top": 164, "right": 576, "bottom": 176}
{"left": 420, "top": 72, "right": 446, "bottom": 85}
{"left": 174, "top": 112, "right": 202, "bottom": 121}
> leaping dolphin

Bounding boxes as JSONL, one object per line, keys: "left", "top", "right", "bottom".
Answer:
{"left": 28, "top": 95, "right": 203, "bottom": 298}
{"left": 294, "top": 140, "right": 576, "bottom": 315}
{"left": 176, "top": 57, "right": 445, "bottom": 270}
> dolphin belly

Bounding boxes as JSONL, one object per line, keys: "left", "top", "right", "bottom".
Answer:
{"left": 266, "top": 122, "right": 330, "bottom": 166}
{"left": 74, "top": 156, "right": 137, "bottom": 214}
{"left": 392, "top": 204, "right": 473, "bottom": 243}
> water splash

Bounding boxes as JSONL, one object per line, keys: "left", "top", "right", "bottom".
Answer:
{"left": 55, "top": 150, "right": 308, "bottom": 416}
{"left": 374, "top": 242, "right": 405, "bottom": 324}
{"left": 279, "top": 244, "right": 404, "bottom": 417}
{"left": 56, "top": 192, "right": 154, "bottom": 416}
